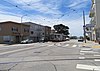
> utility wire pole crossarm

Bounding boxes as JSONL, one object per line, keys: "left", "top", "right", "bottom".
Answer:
{"left": 83, "top": 10, "right": 86, "bottom": 43}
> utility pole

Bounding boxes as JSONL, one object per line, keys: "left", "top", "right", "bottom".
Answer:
{"left": 83, "top": 10, "right": 86, "bottom": 43}
{"left": 20, "top": 14, "right": 27, "bottom": 42}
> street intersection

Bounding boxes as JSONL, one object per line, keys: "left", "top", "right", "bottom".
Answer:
{"left": 0, "top": 40, "right": 100, "bottom": 71}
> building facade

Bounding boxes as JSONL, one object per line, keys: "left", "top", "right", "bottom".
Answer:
{"left": 44, "top": 26, "right": 51, "bottom": 41}
{"left": 85, "top": 24, "right": 95, "bottom": 41}
{"left": 89, "top": 0, "right": 100, "bottom": 41}
{"left": 24, "top": 22, "right": 51, "bottom": 42}
{"left": 0, "top": 21, "right": 30, "bottom": 44}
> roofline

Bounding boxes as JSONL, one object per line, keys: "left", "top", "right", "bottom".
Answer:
{"left": 25, "top": 22, "right": 51, "bottom": 28}
{"left": 0, "top": 21, "right": 30, "bottom": 26}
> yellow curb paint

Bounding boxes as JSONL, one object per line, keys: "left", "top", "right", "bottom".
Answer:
{"left": 82, "top": 43, "right": 89, "bottom": 46}
{"left": 92, "top": 46, "right": 100, "bottom": 48}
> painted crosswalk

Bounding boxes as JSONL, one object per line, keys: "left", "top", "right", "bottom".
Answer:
{"left": 94, "top": 55, "right": 100, "bottom": 57}
{"left": 54, "top": 43, "right": 78, "bottom": 48}
{"left": 94, "top": 55, "right": 100, "bottom": 62}
{"left": 80, "top": 50, "right": 98, "bottom": 53}
{"left": 72, "top": 45, "right": 77, "bottom": 47}
{"left": 94, "top": 59, "right": 100, "bottom": 62}
{"left": 64, "top": 44, "right": 77, "bottom": 47}
{"left": 80, "top": 48, "right": 98, "bottom": 54}
{"left": 78, "top": 46, "right": 100, "bottom": 71}
{"left": 65, "top": 44, "right": 69, "bottom": 46}
{"left": 78, "top": 57, "right": 85, "bottom": 59}
{"left": 76, "top": 64, "right": 100, "bottom": 71}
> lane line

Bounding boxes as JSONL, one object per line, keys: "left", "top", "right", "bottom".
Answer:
{"left": 0, "top": 47, "right": 37, "bottom": 55}
{"left": 0, "top": 44, "right": 52, "bottom": 56}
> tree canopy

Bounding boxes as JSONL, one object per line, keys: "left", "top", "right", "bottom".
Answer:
{"left": 53, "top": 24, "right": 69, "bottom": 35}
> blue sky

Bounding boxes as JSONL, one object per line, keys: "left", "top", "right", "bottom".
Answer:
{"left": 0, "top": 0, "right": 91, "bottom": 36}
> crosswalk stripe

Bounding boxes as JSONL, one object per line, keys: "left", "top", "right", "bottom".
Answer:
{"left": 79, "top": 57, "right": 85, "bottom": 59}
{"left": 94, "top": 59, "right": 100, "bottom": 61}
{"left": 65, "top": 44, "right": 69, "bottom": 46}
{"left": 72, "top": 45, "right": 77, "bottom": 47}
{"left": 80, "top": 51, "right": 98, "bottom": 53}
{"left": 76, "top": 64, "right": 100, "bottom": 70}
{"left": 81, "top": 48, "right": 92, "bottom": 51}
{"left": 48, "top": 44, "right": 54, "bottom": 46}
{"left": 80, "top": 53, "right": 85, "bottom": 55}
{"left": 94, "top": 55, "right": 100, "bottom": 56}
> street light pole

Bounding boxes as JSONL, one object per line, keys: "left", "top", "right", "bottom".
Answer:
{"left": 20, "top": 14, "right": 27, "bottom": 42}
{"left": 83, "top": 10, "right": 86, "bottom": 43}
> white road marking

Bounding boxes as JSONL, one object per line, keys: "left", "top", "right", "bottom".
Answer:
{"left": 0, "top": 47, "right": 35, "bottom": 55}
{"left": 76, "top": 64, "right": 100, "bottom": 70}
{"left": 94, "top": 59, "right": 100, "bottom": 62}
{"left": 79, "top": 57, "right": 85, "bottom": 59}
{"left": 94, "top": 55, "right": 100, "bottom": 56}
{"left": 57, "top": 43, "right": 61, "bottom": 46}
{"left": 72, "top": 45, "right": 77, "bottom": 47}
{"left": 80, "top": 51, "right": 98, "bottom": 53}
{"left": 81, "top": 48, "right": 92, "bottom": 51}
{"left": 65, "top": 44, "right": 69, "bottom": 47}
{"left": 80, "top": 53, "right": 85, "bottom": 55}
{"left": 48, "top": 44, "right": 54, "bottom": 46}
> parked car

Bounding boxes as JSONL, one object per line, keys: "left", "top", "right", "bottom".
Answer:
{"left": 78, "top": 38, "right": 84, "bottom": 42}
{"left": 21, "top": 39, "right": 33, "bottom": 44}
{"left": 97, "top": 38, "right": 100, "bottom": 44}
{"left": 39, "top": 38, "right": 45, "bottom": 43}
{"left": 66, "top": 38, "right": 70, "bottom": 41}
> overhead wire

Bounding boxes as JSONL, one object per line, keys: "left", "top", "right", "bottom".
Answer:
{"left": 1, "top": 0, "right": 87, "bottom": 24}
{"left": 2, "top": 0, "right": 30, "bottom": 15}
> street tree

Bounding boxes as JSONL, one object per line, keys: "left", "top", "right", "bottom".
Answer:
{"left": 53, "top": 24, "right": 69, "bottom": 36}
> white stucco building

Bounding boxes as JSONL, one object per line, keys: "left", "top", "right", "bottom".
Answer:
{"left": 89, "top": 0, "right": 100, "bottom": 41}
{"left": 24, "top": 22, "right": 45, "bottom": 42}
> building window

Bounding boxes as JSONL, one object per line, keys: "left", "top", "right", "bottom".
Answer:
{"left": 12, "top": 27, "right": 18, "bottom": 32}
{"left": 24, "top": 28, "right": 29, "bottom": 33}
{"left": 31, "top": 31, "right": 34, "bottom": 34}
{"left": 3, "top": 36, "right": 10, "bottom": 42}
{"left": 42, "top": 33, "right": 44, "bottom": 35}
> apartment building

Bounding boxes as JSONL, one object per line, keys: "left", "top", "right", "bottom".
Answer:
{"left": 89, "top": 0, "right": 100, "bottom": 41}
{"left": 0, "top": 21, "right": 30, "bottom": 44}
{"left": 24, "top": 22, "right": 47, "bottom": 42}
{"left": 85, "top": 24, "right": 95, "bottom": 40}
{"left": 44, "top": 26, "right": 51, "bottom": 41}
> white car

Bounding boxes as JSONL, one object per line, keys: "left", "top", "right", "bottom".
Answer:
{"left": 21, "top": 39, "right": 33, "bottom": 44}
{"left": 66, "top": 38, "right": 70, "bottom": 41}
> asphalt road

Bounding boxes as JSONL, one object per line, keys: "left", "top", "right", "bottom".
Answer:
{"left": 0, "top": 40, "right": 100, "bottom": 71}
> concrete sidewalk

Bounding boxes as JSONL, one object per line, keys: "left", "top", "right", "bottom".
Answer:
{"left": 81, "top": 41, "right": 100, "bottom": 48}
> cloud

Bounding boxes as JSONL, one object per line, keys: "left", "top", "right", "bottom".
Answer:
{"left": 0, "top": 11, "right": 90, "bottom": 36}
{"left": 68, "top": 0, "right": 89, "bottom": 9}
{"left": 0, "top": 0, "right": 91, "bottom": 36}
{"left": 10, "top": 0, "right": 62, "bottom": 15}
{"left": 0, "top": 14, "right": 21, "bottom": 22}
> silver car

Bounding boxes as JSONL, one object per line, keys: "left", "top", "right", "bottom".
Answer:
{"left": 21, "top": 39, "right": 33, "bottom": 44}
